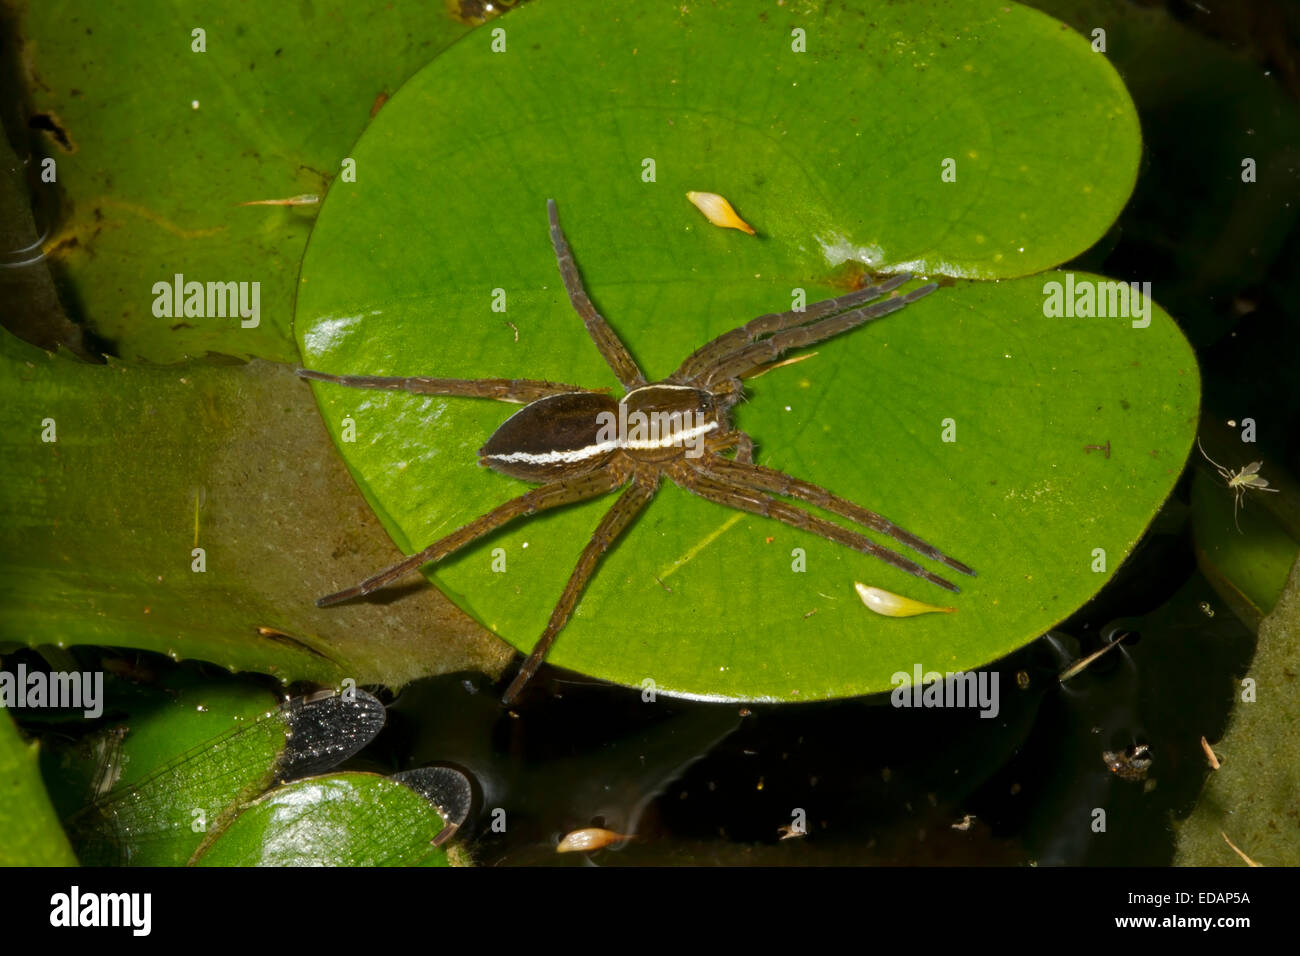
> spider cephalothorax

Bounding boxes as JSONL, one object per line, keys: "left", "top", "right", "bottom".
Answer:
{"left": 299, "top": 200, "right": 974, "bottom": 704}
{"left": 477, "top": 383, "right": 725, "bottom": 480}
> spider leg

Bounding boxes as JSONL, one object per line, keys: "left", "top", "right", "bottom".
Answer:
{"left": 502, "top": 474, "right": 659, "bottom": 705}
{"left": 296, "top": 368, "right": 601, "bottom": 404}
{"left": 547, "top": 199, "right": 648, "bottom": 390}
{"left": 706, "top": 429, "right": 756, "bottom": 465}
{"left": 316, "top": 470, "right": 625, "bottom": 607}
{"left": 671, "top": 274, "right": 914, "bottom": 383}
{"left": 734, "top": 432, "right": 754, "bottom": 465}
{"left": 700, "top": 283, "right": 937, "bottom": 386}
{"left": 675, "top": 463, "right": 960, "bottom": 592}
{"left": 697, "top": 454, "right": 974, "bottom": 576}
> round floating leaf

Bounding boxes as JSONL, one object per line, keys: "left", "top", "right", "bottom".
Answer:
{"left": 296, "top": 0, "right": 1189, "bottom": 700}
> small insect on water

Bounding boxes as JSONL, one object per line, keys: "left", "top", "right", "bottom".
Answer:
{"left": 1196, "top": 437, "right": 1279, "bottom": 532}
{"left": 299, "top": 200, "right": 974, "bottom": 704}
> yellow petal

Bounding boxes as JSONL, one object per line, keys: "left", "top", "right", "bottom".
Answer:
{"left": 854, "top": 583, "right": 955, "bottom": 617}
{"left": 686, "top": 191, "right": 756, "bottom": 235}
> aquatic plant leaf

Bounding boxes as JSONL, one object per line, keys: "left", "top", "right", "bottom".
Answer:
{"left": 0, "top": 707, "right": 78, "bottom": 865}
{"left": 194, "top": 771, "right": 455, "bottom": 867}
{"left": 295, "top": 0, "right": 1192, "bottom": 699}
{"left": 63, "top": 684, "right": 385, "bottom": 866}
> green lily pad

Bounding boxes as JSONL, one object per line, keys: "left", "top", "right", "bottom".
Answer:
{"left": 295, "top": 0, "right": 1190, "bottom": 700}
{"left": 193, "top": 772, "right": 451, "bottom": 867}
{"left": 17, "top": 0, "right": 478, "bottom": 363}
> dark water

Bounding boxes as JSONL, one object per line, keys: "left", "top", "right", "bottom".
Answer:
{"left": 369, "top": 542, "right": 1254, "bottom": 865}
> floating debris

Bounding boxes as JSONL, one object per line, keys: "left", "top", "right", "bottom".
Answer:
{"left": 1201, "top": 735, "right": 1221, "bottom": 770}
{"left": 1102, "top": 743, "right": 1152, "bottom": 782}
{"left": 556, "top": 827, "right": 635, "bottom": 853}
{"left": 1058, "top": 635, "right": 1124, "bottom": 683}
{"left": 854, "top": 583, "right": 955, "bottom": 618}
{"left": 686, "top": 190, "right": 756, "bottom": 235}
{"left": 1221, "top": 831, "right": 1261, "bottom": 867}
{"left": 237, "top": 194, "right": 320, "bottom": 207}
{"left": 741, "top": 351, "right": 817, "bottom": 380}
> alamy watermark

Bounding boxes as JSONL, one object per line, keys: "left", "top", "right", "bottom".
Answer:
{"left": 1, "top": 664, "right": 103, "bottom": 718}
{"left": 152, "top": 273, "right": 260, "bottom": 328}
{"left": 1042, "top": 273, "right": 1151, "bottom": 328}
{"left": 890, "top": 664, "right": 999, "bottom": 718}
{"left": 594, "top": 402, "right": 714, "bottom": 459}
{"left": 50, "top": 886, "right": 150, "bottom": 936}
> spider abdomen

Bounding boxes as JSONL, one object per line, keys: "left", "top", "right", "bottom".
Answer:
{"left": 478, "top": 391, "right": 621, "bottom": 481}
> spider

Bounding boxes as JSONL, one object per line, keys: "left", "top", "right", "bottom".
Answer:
{"left": 299, "top": 200, "right": 975, "bottom": 704}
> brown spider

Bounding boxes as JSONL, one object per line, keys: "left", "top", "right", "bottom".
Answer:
{"left": 299, "top": 200, "right": 974, "bottom": 704}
